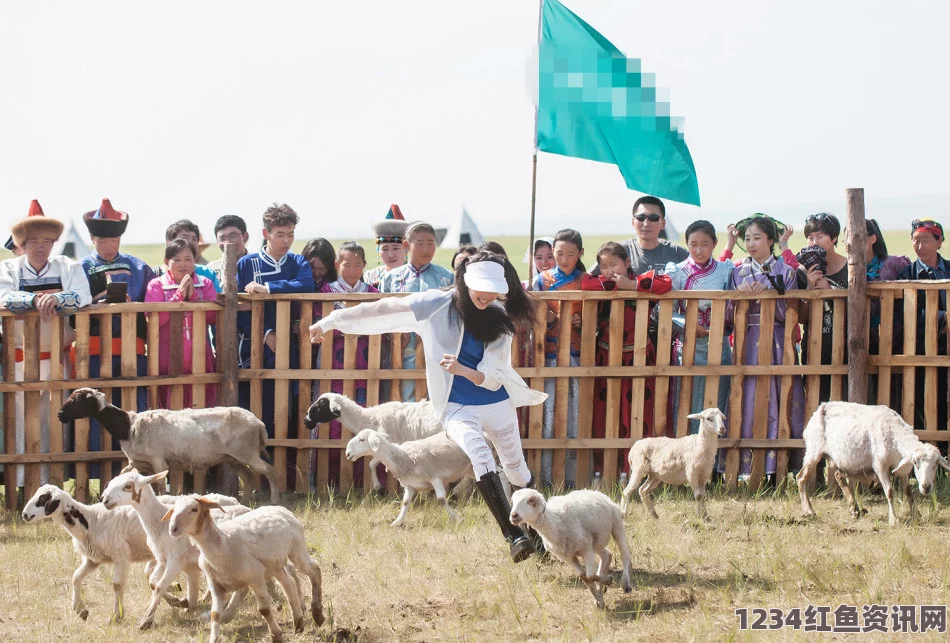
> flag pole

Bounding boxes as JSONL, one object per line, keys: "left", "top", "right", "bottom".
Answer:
{"left": 527, "top": 0, "right": 543, "bottom": 290}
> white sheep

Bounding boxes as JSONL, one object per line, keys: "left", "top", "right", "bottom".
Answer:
{"left": 165, "top": 496, "right": 324, "bottom": 643}
{"left": 21, "top": 484, "right": 174, "bottom": 622}
{"left": 620, "top": 408, "right": 726, "bottom": 520}
{"left": 797, "top": 401, "right": 950, "bottom": 525}
{"left": 101, "top": 470, "right": 253, "bottom": 630}
{"left": 305, "top": 392, "right": 442, "bottom": 490}
{"left": 509, "top": 489, "right": 633, "bottom": 609}
{"left": 345, "top": 428, "right": 473, "bottom": 526}
{"left": 58, "top": 387, "right": 280, "bottom": 504}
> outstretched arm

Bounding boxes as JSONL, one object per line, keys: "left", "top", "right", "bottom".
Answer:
{"left": 311, "top": 292, "right": 424, "bottom": 342}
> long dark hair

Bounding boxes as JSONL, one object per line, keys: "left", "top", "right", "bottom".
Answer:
{"left": 452, "top": 251, "right": 534, "bottom": 344}
{"left": 301, "top": 237, "right": 338, "bottom": 284}
{"left": 866, "top": 218, "right": 888, "bottom": 260}
{"left": 554, "top": 228, "right": 586, "bottom": 273}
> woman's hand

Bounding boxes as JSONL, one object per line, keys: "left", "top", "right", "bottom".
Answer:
{"left": 546, "top": 308, "right": 558, "bottom": 325}
{"left": 725, "top": 224, "right": 739, "bottom": 251}
{"left": 571, "top": 313, "right": 582, "bottom": 329}
{"left": 805, "top": 265, "right": 827, "bottom": 290}
{"left": 780, "top": 224, "right": 794, "bottom": 246}
{"left": 737, "top": 281, "right": 765, "bottom": 295}
{"left": 309, "top": 324, "right": 325, "bottom": 344}
{"left": 439, "top": 354, "right": 465, "bottom": 376}
{"left": 695, "top": 323, "right": 709, "bottom": 338}
{"left": 177, "top": 274, "right": 195, "bottom": 301}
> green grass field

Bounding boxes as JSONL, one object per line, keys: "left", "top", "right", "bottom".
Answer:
{"left": 2, "top": 480, "right": 950, "bottom": 642}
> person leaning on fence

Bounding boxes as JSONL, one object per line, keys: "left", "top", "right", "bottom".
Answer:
{"left": 534, "top": 229, "right": 586, "bottom": 488}
{"left": 725, "top": 216, "right": 806, "bottom": 481}
{"left": 592, "top": 196, "right": 688, "bottom": 277}
{"left": 378, "top": 221, "right": 454, "bottom": 402}
{"left": 665, "top": 221, "right": 734, "bottom": 437}
{"left": 77, "top": 198, "right": 154, "bottom": 476}
{"left": 315, "top": 241, "right": 380, "bottom": 489}
{"left": 145, "top": 238, "right": 218, "bottom": 409}
{"left": 0, "top": 200, "right": 91, "bottom": 488}
{"left": 310, "top": 251, "right": 547, "bottom": 563}
{"left": 796, "top": 213, "right": 849, "bottom": 404}
{"left": 236, "top": 203, "right": 314, "bottom": 491}
{"left": 896, "top": 218, "right": 950, "bottom": 433}
{"left": 155, "top": 220, "right": 221, "bottom": 293}
{"left": 207, "top": 214, "right": 250, "bottom": 287}
{"left": 584, "top": 241, "right": 672, "bottom": 477}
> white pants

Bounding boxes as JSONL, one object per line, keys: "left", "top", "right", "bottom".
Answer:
{"left": 13, "top": 359, "right": 52, "bottom": 487}
{"left": 442, "top": 400, "right": 531, "bottom": 488}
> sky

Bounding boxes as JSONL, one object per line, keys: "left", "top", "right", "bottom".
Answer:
{"left": 1, "top": 0, "right": 947, "bottom": 244}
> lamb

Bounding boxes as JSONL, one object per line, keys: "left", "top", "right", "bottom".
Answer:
{"left": 165, "top": 496, "right": 324, "bottom": 643}
{"left": 797, "top": 401, "right": 950, "bottom": 525}
{"left": 58, "top": 387, "right": 280, "bottom": 504}
{"left": 509, "top": 489, "right": 633, "bottom": 609}
{"left": 101, "top": 470, "right": 253, "bottom": 630}
{"left": 345, "top": 428, "right": 474, "bottom": 526}
{"left": 305, "top": 393, "right": 443, "bottom": 491}
{"left": 620, "top": 408, "right": 726, "bottom": 520}
{"left": 21, "top": 484, "right": 174, "bottom": 622}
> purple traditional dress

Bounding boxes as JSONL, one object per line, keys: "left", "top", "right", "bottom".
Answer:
{"left": 726, "top": 256, "right": 805, "bottom": 476}
{"left": 312, "top": 278, "right": 379, "bottom": 488}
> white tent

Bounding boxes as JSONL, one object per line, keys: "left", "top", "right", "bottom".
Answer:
{"left": 439, "top": 206, "right": 485, "bottom": 249}
{"left": 52, "top": 219, "right": 92, "bottom": 260}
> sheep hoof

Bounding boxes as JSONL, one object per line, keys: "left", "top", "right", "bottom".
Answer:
{"left": 623, "top": 584, "right": 632, "bottom": 594}
{"left": 78, "top": 609, "right": 89, "bottom": 621}
{"left": 138, "top": 619, "right": 153, "bottom": 631}
{"left": 312, "top": 605, "right": 325, "bottom": 626}
{"left": 177, "top": 598, "right": 189, "bottom": 609}
{"left": 294, "top": 617, "right": 304, "bottom": 633}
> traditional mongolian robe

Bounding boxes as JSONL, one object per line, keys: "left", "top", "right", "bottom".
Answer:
{"left": 667, "top": 257, "right": 734, "bottom": 436}
{"left": 533, "top": 265, "right": 585, "bottom": 487}
{"left": 726, "top": 256, "right": 805, "bottom": 476}
{"left": 378, "top": 262, "right": 454, "bottom": 402}
{"left": 0, "top": 255, "right": 91, "bottom": 486}
{"left": 145, "top": 272, "right": 218, "bottom": 409}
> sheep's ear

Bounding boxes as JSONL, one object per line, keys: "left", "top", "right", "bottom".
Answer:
{"left": 892, "top": 456, "right": 914, "bottom": 476}
{"left": 139, "top": 471, "right": 168, "bottom": 489}
{"left": 939, "top": 457, "right": 950, "bottom": 472}
{"left": 687, "top": 413, "right": 701, "bottom": 420}
{"left": 367, "top": 432, "right": 381, "bottom": 452}
{"left": 195, "top": 497, "right": 222, "bottom": 512}
{"left": 161, "top": 508, "right": 174, "bottom": 522}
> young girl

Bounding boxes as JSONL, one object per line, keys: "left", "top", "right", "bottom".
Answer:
{"left": 727, "top": 217, "right": 805, "bottom": 479}
{"left": 666, "top": 221, "right": 734, "bottom": 434}
{"left": 533, "top": 229, "right": 585, "bottom": 487}
{"left": 316, "top": 242, "right": 379, "bottom": 488}
{"left": 522, "top": 237, "right": 555, "bottom": 289}
{"left": 452, "top": 245, "right": 477, "bottom": 270}
{"left": 363, "top": 205, "right": 410, "bottom": 289}
{"left": 145, "top": 238, "right": 217, "bottom": 409}
{"left": 310, "top": 251, "right": 546, "bottom": 563}
{"left": 585, "top": 242, "right": 671, "bottom": 475}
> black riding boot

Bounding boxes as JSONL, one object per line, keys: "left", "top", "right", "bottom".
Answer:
{"left": 511, "top": 476, "right": 547, "bottom": 557}
{"left": 475, "top": 471, "right": 535, "bottom": 563}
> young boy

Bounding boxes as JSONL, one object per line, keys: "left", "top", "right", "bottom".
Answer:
{"left": 236, "top": 204, "right": 313, "bottom": 488}
{"left": 378, "top": 222, "right": 453, "bottom": 401}
{"left": 156, "top": 220, "right": 221, "bottom": 292}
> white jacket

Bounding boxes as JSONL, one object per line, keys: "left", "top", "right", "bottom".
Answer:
{"left": 315, "top": 289, "right": 547, "bottom": 416}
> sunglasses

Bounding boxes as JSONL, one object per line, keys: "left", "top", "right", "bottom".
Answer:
{"left": 912, "top": 219, "right": 943, "bottom": 235}
{"left": 634, "top": 213, "right": 662, "bottom": 223}
{"left": 805, "top": 213, "right": 836, "bottom": 224}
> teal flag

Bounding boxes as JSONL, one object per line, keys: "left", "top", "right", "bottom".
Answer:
{"left": 537, "top": 0, "right": 701, "bottom": 206}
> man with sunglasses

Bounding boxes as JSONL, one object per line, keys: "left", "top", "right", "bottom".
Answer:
{"left": 593, "top": 195, "right": 688, "bottom": 277}
{"left": 897, "top": 218, "right": 949, "bottom": 432}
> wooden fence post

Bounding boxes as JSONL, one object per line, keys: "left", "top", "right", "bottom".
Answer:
{"left": 217, "top": 243, "right": 240, "bottom": 495}
{"left": 846, "top": 187, "right": 868, "bottom": 404}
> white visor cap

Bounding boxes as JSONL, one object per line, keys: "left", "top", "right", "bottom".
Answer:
{"left": 462, "top": 261, "right": 509, "bottom": 294}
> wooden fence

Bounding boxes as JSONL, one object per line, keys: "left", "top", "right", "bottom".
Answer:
{"left": 2, "top": 281, "right": 949, "bottom": 508}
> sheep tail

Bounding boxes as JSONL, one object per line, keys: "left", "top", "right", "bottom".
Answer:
{"left": 257, "top": 420, "right": 271, "bottom": 460}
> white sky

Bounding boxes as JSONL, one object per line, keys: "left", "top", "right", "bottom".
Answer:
{"left": 1, "top": 0, "right": 947, "bottom": 243}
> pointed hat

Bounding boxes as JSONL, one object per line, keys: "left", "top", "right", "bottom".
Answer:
{"left": 83, "top": 198, "right": 129, "bottom": 237}
{"left": 372, "top": 203, "right": 411, "bottom": 242}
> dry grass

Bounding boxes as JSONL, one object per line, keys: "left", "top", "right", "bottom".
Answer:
{"left": 2, "top": 479, "right": 950, "bottom": 642}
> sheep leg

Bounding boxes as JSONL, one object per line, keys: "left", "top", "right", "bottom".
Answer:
{"left": 181, "top": 565, "right": 201, "bottom": 610}
{"left": 392, "top": 486, "right": 416, "bottom": 527}
{"left": 431, "top": 478, "right": 460, "bottom": 523}
{"left": 900, "top": 476, "right": 917, "bottom": 520}
{"left": 639, "top": 476, "right": 662, "bottom": 519}
{"left": 370, "top": 457, "right": 383, "bottom": 491}
{"left": 620, "top": 472, "right": 640, "bottom": 515}
{"left": 273, "top": 567, "right": 304, "bottom": 634}
{"left": 871, "top": 464, "right": 898, "bottom": 526}
{"left": 234, "top": 465, "right": 255, "bottom": 504}
{"left": 612, "top": 519, "right": 634, "bottom": 594}
{"left": 72, "top": 557, "right": 99, "bottom": 620}
{"left": 108, "top": 559, "right": 130, "bottom": 622}
{"left": 581, "top": 551, "right": 606, "bottom": 609}
{"left": 832, "top": 470, "right": 861, "bottom": 518}
{"left": 595, "top": 548, "right": 613, "bottom": 587}
{"left": 203, "top": 587, "right": 247, "bottom": 625}
{"left": 691, "top": 483, "right": 709, "bottom": 521}
{"left": 250, "top": 581, "right": 284, "bottom": 643}
{"left": 207, "top": 581, "right": 229, "bottom": 643}
{"left": 247, "top": 454, "right": 281, "bottom": 504}
{"left": 796, "top": 458, "right": 819, "bottom": 517}
{"left": 139, "top": 556, "right": 184, "bottom": 630}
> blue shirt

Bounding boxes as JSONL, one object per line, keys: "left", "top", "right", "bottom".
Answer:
{"left": 448, "top": 329, "right": 510, "bottom": 405}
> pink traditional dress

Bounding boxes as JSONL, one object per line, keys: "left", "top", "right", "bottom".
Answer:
{"left": 312, "top": 278, "right": 379, "bottom": 488}
{"left": 145, "top": 272, "right": 218, "bottom": 409}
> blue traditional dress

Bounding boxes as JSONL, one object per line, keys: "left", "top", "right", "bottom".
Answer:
{"left": 666, "top": 257, "right": 734, "bottom": 435}
{"left": 378, "top": 262, "right": 454, "bottom": 401}
{"left": 236, "top": 249, "right": 314, "bottom": 447}
{"left": 726, "top": 256, "right": 805, "bottom": 476}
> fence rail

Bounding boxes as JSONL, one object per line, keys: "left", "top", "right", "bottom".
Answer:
{"left": 2, "top": 280, "right": 948, "bottom": 507}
